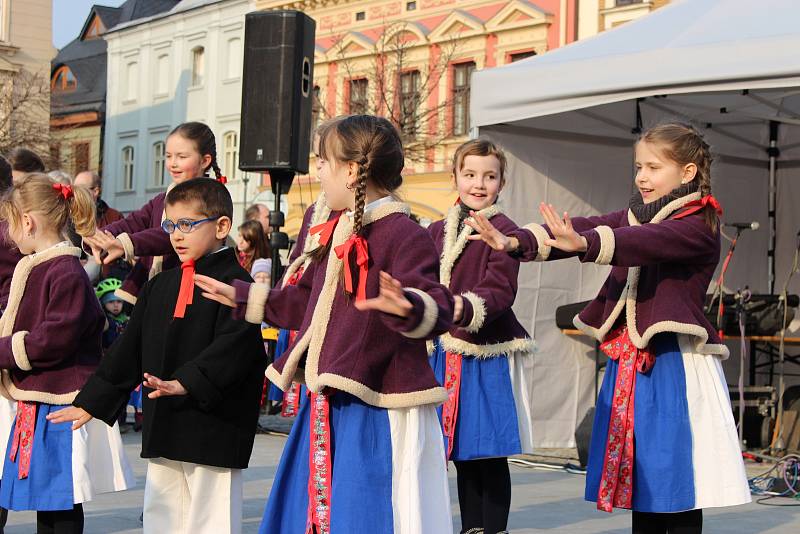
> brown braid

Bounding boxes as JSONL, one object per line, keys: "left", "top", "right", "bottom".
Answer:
{"left": 352, "top": 156, "right": 369, "bottom": 235}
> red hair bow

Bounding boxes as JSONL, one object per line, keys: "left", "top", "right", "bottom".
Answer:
{"left": 217, "top": 175, "right": 228, "bottom": 184}
{"left": 672, "top": 194, "right": 723, "bottom": 220}
{"left": 334, "top": 234, "right": 369, "bottom": 301}
{"left": 53, "top": 183, "right": 73, "bottom": 200}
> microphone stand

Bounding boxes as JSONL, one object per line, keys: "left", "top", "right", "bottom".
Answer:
{"left": 735, "top": 287, "right": 751, "bottom": 447}
{"left": 707, "top": 227, "right": 744, "bottom": 334}
{"left": 772, "top": 234, "right": 800, "bottom": 452}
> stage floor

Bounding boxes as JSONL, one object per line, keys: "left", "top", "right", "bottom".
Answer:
{"left": 4, "top": 415, "right": 799, "bottom": 533}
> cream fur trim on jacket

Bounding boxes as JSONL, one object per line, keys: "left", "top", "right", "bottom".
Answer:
{"left": 573, "top": 191, "right": 729, "bottom": 358}
{"left": 269, "top": 202, "right": 447, "bottom": 408}
{"left": 0, "top": 244, "right": 84, "bottom": 403}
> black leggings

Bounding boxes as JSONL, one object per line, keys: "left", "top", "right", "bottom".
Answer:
{"left": 36, "top": 503, "right": 84, "bottom": 534}
{"left": 453, "top": 458, "right": 511, "bottom": 534}
{"left": 632, "top": 510, "right": 702, "bottom": 534}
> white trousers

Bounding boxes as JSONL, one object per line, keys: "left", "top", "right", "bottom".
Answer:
{"left": 143, "top": 458, "right": 243, "bottom": 534}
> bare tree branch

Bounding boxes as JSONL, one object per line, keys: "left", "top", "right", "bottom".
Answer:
{"left": 324, "top": 21, "right": 464, "bottom": 165}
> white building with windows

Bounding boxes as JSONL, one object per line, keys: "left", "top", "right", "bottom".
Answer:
{"left": 102, "top": 0, "right": 257, "bottom": 224}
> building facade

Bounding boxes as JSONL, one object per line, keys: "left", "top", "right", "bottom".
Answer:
{"left": 102, "top": 0, "right": 668, "bottom": 237}
{"left": 50, "top": 1, "right": 180, "bottom": 177}
{"left": 102, "top": 0, "right": 255, "bottom": 223}
{"left": 0, "top": 0, "right": 53, "bottom": 156}
{"left": 254, "top": 0, "right": 670, "bottom": 237}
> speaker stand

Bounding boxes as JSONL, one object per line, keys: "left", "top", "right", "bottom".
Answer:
{"left": 257, "top": 168, "right": 295, "bottom": 436}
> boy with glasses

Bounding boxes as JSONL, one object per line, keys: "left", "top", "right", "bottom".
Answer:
{"left": 50, "top": 179, "right": 266, "bottom": 534}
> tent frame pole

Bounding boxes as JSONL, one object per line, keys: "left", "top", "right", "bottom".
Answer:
{"left": 768, "top": 121, "right": 779, "bottom": 294}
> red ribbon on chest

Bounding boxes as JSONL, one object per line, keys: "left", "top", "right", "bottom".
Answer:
{"left": 596, "top": 326, "right": 655, "bottom": 513}
{"left": 173, "top": 259, "right": 195, "bottom": 319}
{"left": 309, "top": 214, "right": 341, "bottom": 248}
{"left": 672, "top": 194, "right": 723, "bottom": 220}
{"left": 334, "top": 234, "right": 370, "bottom": 302}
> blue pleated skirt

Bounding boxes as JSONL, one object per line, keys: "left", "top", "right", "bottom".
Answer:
{"left": 259, "top": 391, "right": 451, "bottom": 533}
{"left": 0, "top": 403, "right": 134, "bottom": 511}
{"left": 429, "top": 342, "right": 524, "bottom": 460}
{"left": 585, "top": 332, "right": 750, "bottom": 512}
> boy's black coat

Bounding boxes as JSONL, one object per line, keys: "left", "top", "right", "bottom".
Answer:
{"left": 75, "top": 247, "right": 267, "bottom": 469}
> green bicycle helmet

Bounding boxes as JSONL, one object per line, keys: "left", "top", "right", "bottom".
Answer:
{"left": 95, "top": 278, "right": 122, "bottom": 300}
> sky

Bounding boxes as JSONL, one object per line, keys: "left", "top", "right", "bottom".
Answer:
{"left": 52, "top": 0, "right": 127, "bottom": 49}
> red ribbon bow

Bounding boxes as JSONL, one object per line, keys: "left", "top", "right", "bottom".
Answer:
{"left": 309, "top": 214, "right": 342, "bottom": 248}
{"left": 217, "top": 175, "right": 228, "bottom": 184}
{"left": 672, "top": 194, "right": 723, "bottom": 220}
{"left": 53, "top": 183, "right": 73, "bottom": 200}
{"left": 334, "top": 234, "right": 369, "bottom": 301}
{"left": 173, "top": 259, "right": 195, "bottom": 318}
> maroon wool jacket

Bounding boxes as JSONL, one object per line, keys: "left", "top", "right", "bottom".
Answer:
{"left": 0, "top": 244, "right": 105, "bottom": 403}
{"left": 0, "top": 222, "right": 23, "bottom": 310}
{"left": 510, "top": 191, "right": 727, "bottom": 357}
{"left": 428, "top": 206, "right": 533, "bottom": 357}
{"left": 101, "top": 192, "right": 179, "bottom": 303}
{"left": 234, "top": 201, "right": 454, "bottom": 408}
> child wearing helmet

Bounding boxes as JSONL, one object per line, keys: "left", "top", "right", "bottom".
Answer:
{"left": 96, "top": 278, "right": 128, "bottom": 347}
{"left": 96, "top": 278, "right": 141, "bottom": 431}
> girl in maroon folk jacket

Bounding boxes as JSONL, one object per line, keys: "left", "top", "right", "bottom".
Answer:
{"left": 84, "top": 121, "right": 227, "bottom": 304}
{"left": 196, "top": 115, "right": 455, "bottom": 534}
{"left": 0, "top": 175, "right": 133, "bottom": 531}
{"left": 468, "top": 123, "right": 750, "bottom": 534}
{"left": 267, "top": 118, "right": 342, "bottom": 417}
{"left": 426, "top": 139, "right": 534, "bottom": 534}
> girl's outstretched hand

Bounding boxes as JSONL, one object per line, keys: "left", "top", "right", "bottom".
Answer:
{"left": 465, "top": 211, "right": 516, "bottom": 252}
{"left": 84, "top": 231, "right": 125, "bottom": 265}
{"left": 46, "top": 406, "right": 93, "bottom": 431}
{"left": 144, "top": 373, "right": 187, "bottom": 399}
{"left": 194, "top": 274, "right": 237, "bottom": 307}
{"left": 539, "top": 202, "right": 588, "bottom": 253}
{"left": 354, "top": 271, "right": 413, "bottom": 318}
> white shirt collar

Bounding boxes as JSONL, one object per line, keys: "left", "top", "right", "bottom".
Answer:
{"left": 346, "top": 195, "right": 393, "bottom": 217}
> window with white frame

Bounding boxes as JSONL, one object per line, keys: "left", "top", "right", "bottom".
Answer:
{"left": 191, "top": 46, "right": 205, "bottom": 87}
{"left": 125, "top": 61, "right": 138, "bottom": 101}
{"left": 156, "top": 54, "right": 169, "bottom": 96}
{"left": 121, "top": 146, "right": 135, "bottom": 190}
{"left": 152, "top": 141, "right": 166, "bottom": 187}
{"left": 226, "top": 38, "right": 242, "bottom": 79}
{"left": 223, "top": 131, "right": 238, "bottom": 181}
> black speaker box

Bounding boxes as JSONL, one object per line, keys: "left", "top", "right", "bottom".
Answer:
{"left": 239, "top": 11, "right": 316, "bottom": 174}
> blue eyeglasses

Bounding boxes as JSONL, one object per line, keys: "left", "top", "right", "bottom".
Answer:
{"left": 161, "top": 216, "right": 220, "bottom": 234}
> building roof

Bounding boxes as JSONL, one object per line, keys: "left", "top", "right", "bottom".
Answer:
{"left": 51, "top": 0, "right": 180, "bottom": 117}
{"left": 108, "top": 0, "right": 228, "bottom": 33}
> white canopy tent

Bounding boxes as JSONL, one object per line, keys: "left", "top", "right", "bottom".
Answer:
{"left": 471, "top": 0, "right": 800, "bottom": 447}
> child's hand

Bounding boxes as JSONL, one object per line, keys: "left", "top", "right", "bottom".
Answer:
{"left": 144, "top": 373, "right": 187, "bottom": 398}
{"left": 539, "top": 202, "right": 588, "bottom": 253}
{"left": 465, "top": 212, "right": 517, "bottom": 252}
{"left": 194, "top": 274, "right": 237, "bottom": 307}
{"left": 85, "top": 231, "right": 125, "bottom": 264}
{"left": 354, "top": 271, "right": 413, "bottom": 318}
{"left": 453, "top": 295, "right": 464, "bottom": 322}
{"left": 46, "top": 406, "right": 93, "bottom": 430}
